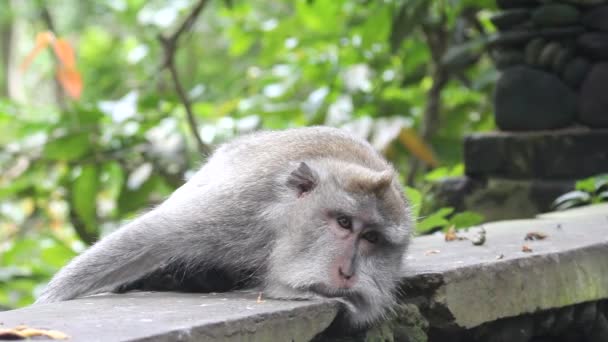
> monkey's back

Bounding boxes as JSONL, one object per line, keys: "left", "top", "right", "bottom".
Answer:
{"left": 213, "top": 126, "right": 390, "bottom": 175}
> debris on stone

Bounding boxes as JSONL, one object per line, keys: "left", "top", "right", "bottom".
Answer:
{"left": 444, "top": 226, "right": 467, "bottom": 242}
{"left": 496, "top": 254, "right": 505, "bottom": 260}
{"left": 256, "top": 292, "right": 265, "bottom": 303}
{"left": 471, "top": 227, "right": 486, "bottom": 246}
{"left": 445, "top": 226, "right": 458, "bottom": 241}
{"left": 525, "top": 231, "right": 548, "bottom": 241}
{"left": 425, "top": 249, "right": 441, "bottom": 255}
{"left": 0, "top": 325, "right": 69, "bottom": 340}
{"left": 522, "top": 245, "right": 533, "bottom": 253}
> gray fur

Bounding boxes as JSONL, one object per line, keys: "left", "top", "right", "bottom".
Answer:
{"left": 36, "top": 126, "right": 412, "bottom": 327}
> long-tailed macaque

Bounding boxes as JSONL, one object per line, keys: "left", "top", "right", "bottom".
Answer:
{"left": 36, "top": 126, "right": 412, "bottom": 327}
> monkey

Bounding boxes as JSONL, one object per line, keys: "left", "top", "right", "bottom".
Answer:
{"left": 35, "top": 126, "right": 412, "bottom": 328}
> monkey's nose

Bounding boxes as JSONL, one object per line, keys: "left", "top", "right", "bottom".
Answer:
{"left": 338, "top": 266, "right": 354, "bottom": 280}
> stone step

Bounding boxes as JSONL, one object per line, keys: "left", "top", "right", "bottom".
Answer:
{"left": 464, "top": 128, "right": 608, "bottom": 179}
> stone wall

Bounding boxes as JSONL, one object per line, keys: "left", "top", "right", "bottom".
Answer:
{"left": 322, "top": 299, "right": 608, "bottom": 342}
{"left": 491, "top": 0, "right": 608, "bottom": 130}
{"left": 431, "top": 0, "right": 608, "bottom": 220}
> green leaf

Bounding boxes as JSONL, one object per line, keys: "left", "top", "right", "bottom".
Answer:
{"left": 575, "top": 177, "right": 597, "bottom": 193}
{"left": 450, "top": 211, "right": 484, "bottom": 229}
{"left": 1, "top": 239, "right": 40, "bottom": 266}
{"left": 416, "top": 207, "right": 454, "bottom": 234}
{"left": 574, "top": 174, "right": 608, "bottom": 192}
{"left": 228, "top": 26, "right": 255, "bottom": 56}
{"left": 74, "top": 106, "right": 104, "bottom": 126}
{"left": 102, "top": 161, "right": 125, "bottom": 200}
{"left": 0, "top": 176, "right": 32, "bottom": 199}
{"left": 424, "top": 164, "right": 464, "bottom": 182}
{"left": 41, "top": 244, "right": 77, "bottom": 269}
{"left": 552, "top": 190, "right": 592, "bottom": 211}
{"left": 358, "top": 5, "right": 391, "bottom": 48}
{"left": 296, "top": 0, "right": 341, "bottom": 31}
{"left": 72, "top": 165, "right": 99, "bottom": 234}
{"left": 597, "top": 191, "right": 608, "bottom": 202}
{"left": 118, "top": 175, "right": 161, "bottom": 215}
{"left": 44, "top": 132, "right": 92, "bottom": 161}
{"left": 0, "top": 278, "right": 37, "bottom": 308}
{"left": 595, "top": 179, "right": 608, "bottom": 194}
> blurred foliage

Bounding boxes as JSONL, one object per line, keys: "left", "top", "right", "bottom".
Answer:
{"left": 0, "top": 0, "right": 497, "bottom": 308}
{"left": 552, "top": 174, "right": 608, "bottom": 211}
{"left": 405, "top": 185, "right": 483, "bottom": 235}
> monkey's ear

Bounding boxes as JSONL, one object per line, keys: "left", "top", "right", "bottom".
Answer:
{"left": 286, "top": 162, "right": 318, "bottom": 197}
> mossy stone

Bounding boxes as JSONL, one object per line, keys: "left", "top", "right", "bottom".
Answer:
{"left": 552, "top": 47, "right": 575, "bottom": 73}
{"left": 578, "top": 33, "right": 608, "bottom": 60}
{"left": 579, "top": 63, "right": 608, "bottom": 127}
{"left": 494, "top": 49, "right": 525, "bottom": 69}
{"left": 538, "top": 42, "right": 562, "bottom": 69}
{"left": 532, "top": 4, "right": 581, "bottom": 27}
{"left": 494, "top": 66, "right": 577, "bottom": 130}
{"left": 561, "top": 57, "right": 590, "bottom": 88}
{"left": 525, "top": 38, "right": 545, "bottom": 65}
{"left": 582, "top": 6, "right": 608, "bottom": 31}
{"left": 491, "top": 9, "right": 531, "bottom": 31}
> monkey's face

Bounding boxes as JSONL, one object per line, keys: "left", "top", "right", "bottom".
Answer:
{"left": 267, "top": 161, "right": 411, "bottom": 327}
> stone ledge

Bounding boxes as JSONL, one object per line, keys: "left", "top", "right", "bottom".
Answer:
{"left": 1, "top": 204, "right": 607, "bottom": 341}
{"left": 0, "top": 292, "right": 338, "bottom": 342}
{"left": 403, "top": 203, "right": 608, "bottom": 331}
{"left": 464, "top": 128, "right": 608, "bottom": 179}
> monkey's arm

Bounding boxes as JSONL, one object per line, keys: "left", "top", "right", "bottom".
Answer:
{"left": 35, "top": 210, "right": 184, "bottom": 304}
{"left": 36, "top": 175, "right": 271, "bottom": 304}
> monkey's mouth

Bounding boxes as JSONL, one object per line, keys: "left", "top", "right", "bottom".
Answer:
{"left": 307, "top": 283, "right": 366, "bottom": 308}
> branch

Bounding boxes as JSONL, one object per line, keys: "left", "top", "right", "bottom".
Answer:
{"left": 68, "top": 203, "right": 97, "bottom": 245}
{"left": 158, "top": 0, "right": 212, "bottom": 156}
{"left": 0, "top": 3, "right": 12, "bottom": 97}
{"left": 169, "top": 0, "right": 210, "bottom": 49}
{"left": 406, "top": 20, "right": 450, "bottom": 186}
{"left": 166, "top": 58, "right": 210, "bottom": 155}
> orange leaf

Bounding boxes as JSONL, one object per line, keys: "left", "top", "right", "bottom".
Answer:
{"left": 52, "top": 38, "right": 76, "bottom": 69}
{"left": 0, "top": 325, "right": 69, "bottom": 340}
{"left": 56, "top": 66, "right": 83, "bottom": 99}
{"left": 20, "top": 31, "right": 55, "bottom": 71}
{"left": 398, "top": 127, "right": 439, "bottom": 167}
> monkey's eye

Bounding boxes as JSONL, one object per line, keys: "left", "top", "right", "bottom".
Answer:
{"left": 336, "top": 215, "right": 352, "bottom": 230}
{"left": 362, "top": 231, "right": 380, "bottom": 244}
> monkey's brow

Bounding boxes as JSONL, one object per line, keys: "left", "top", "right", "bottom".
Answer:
{"left": 381, "top": 225, "right": 408, "bottom": 245}
{"left": 361, "top": 220, "right": 383, "bottom": 230}
{"left": 326, "top": 208, "right": 356, "bottom": 218}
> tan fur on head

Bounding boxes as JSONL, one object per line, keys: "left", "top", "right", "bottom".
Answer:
{"left": 344, "top": 166, "right": 394, "bottom": 195}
